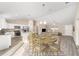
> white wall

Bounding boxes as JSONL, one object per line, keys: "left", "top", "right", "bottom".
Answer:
{"left": 74, "top": 20, "right": 79, "bottom": 45}
{"left": 74, "top": 3, "right": 79, "bottom": 46}
{"left": 0, "top": 18, "right": 7, "bottom": 29}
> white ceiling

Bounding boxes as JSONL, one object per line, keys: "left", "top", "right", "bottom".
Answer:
{"left": 37, "top": 2, "right": 78, "bottom": 25}
{"left": 0, "top": 2, "right": 67, "bottom": 17}
{"left": 0, "top": 2, "right": 78, "bottom": 25}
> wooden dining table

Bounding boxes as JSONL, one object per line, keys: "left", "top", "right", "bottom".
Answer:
{"left": 28, "top": 32, "right": 61, "bottom": 56}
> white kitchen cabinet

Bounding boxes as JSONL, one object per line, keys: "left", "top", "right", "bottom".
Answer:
{"left": 63, "top": 25, "right": 73, "bottom": 36}
{"left": 74, "top": 20, "right": 79, "bottom": 46}
{"left": 0, "top": 35, "right": 11, "bottom": 50}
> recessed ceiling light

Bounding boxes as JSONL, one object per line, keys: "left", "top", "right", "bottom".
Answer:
{"left": 44, "top": 21, "right": 46, "bottom": 24}
{"left": 65, "top": 2, "right": 70, "bottom": 4}
{"left": 42, "top": 3, "right": 45, "bottom": 7}
{"left": 40, "top": 21, "right": 42, "bottom": 24}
